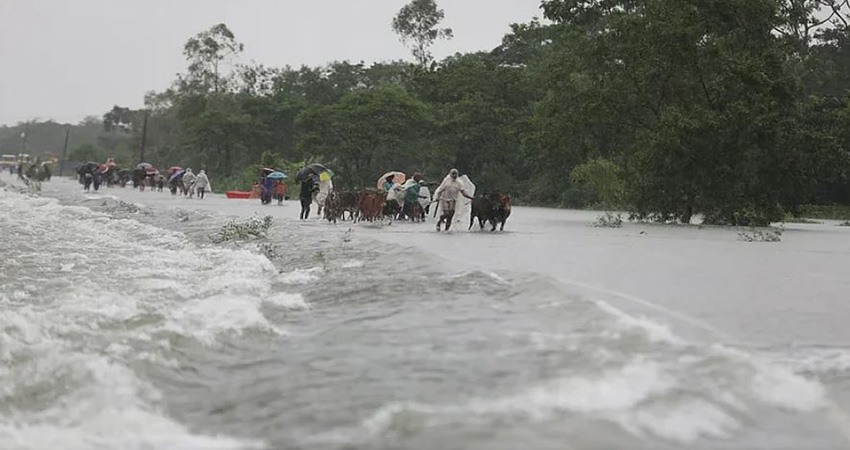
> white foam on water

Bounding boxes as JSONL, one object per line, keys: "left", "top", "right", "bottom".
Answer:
{"left": 709, "top": 345, "right": 826, "bottom": 413}
{"left": 762, "top": 346, "right": 850, "bottom": 378}
{"left": 0, "top": 350, "right": 264, "bottom": 450}
{"left": 0, "top": 188, "right": 282, "bottom": 449}
{"left": 264, "top": 293, "right": 310, "bottom": 310}
{"left": 483, "top": 360, "right": 675, "bottom": 418}
{"left": 596, "top": 301, "right": 686, "bottom": 346}
{"left": 276, "top": 267, "right": 323, "bottom": 285}
{"left": 340, "top": 260, "right": 364, "bottom": 269}
{"left": 354, "top": 297, "right": 832, "bottom": 445}
{"left": 621, "top": 398, "right": 739, "bottom": 442}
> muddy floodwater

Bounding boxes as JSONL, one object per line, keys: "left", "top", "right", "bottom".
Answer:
{"left": 2, "top": 174, "right": 850, "bottom": 450}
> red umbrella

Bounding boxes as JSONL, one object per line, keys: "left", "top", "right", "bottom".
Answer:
{"left": 169, "top": 166, "right": 183, "bottom": 173}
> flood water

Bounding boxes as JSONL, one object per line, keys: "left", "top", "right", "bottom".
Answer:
{"left": 2, "top": 174, "right": 850, "bottom": 450}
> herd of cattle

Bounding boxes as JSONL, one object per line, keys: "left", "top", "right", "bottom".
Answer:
{"left": 321, "top": 189, "right": 512, "bottom": 231}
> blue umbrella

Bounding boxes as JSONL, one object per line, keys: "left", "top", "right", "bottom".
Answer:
{"left": 267, "top": 171, "right": 287, "bottom": 180}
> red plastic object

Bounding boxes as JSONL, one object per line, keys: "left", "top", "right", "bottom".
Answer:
{"left": 225, "top": 191, "right": 252, "bottom": 199}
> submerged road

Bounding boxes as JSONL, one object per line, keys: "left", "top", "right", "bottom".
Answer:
{"left": 44, "top": 176, "right": 850, "bottom": 347}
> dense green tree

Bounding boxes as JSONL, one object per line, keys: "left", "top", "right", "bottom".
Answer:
{"left": 533, "top": 0, "right": 847, "bottom": 224}
{"left": 297, "top": 85, "right": 431, "bottom": 188}
{"left": 68, "top": 143, "right": 106, "bottom": 163}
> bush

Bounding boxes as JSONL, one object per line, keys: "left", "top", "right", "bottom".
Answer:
{"left": 209, "top": 216, "right": 273, "bottom": 243}
{"left": 738, "top": 227, "right": 782, "bottom": 242}
{"left": 593, "top": 212, "right": 623, "bottom": 228}
{"left": 570, "top": 158, "right": 625, "bottom": 209}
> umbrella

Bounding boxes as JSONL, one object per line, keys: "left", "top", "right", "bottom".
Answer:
{"left": 306, "top": 163, "right": 329, "bottom": 174}
{"left": 267, "top": 171, "right": 287, "bottom": 180}
{"left": 319, "top": 169, "right": 334, "bottom": 181}
{"left": 168, "top": 169, "right": 186, "bottom": 183}
{"left": 296, "top": 167, "right": 317, "bottom": 182}
{"left": 136, "top": 162, "right": 152, "bottom": 171}
{"left": 377, "top": 171, "right": 406, "bottom": 190}
{"left": 260, "top": 167, "right": 276, "bottom": 175}
{"left": 169, "top": 166, "right": 183, "bottom": 173}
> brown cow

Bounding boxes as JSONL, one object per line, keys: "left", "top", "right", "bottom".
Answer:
{"left": 357, "top": 191, "right": 386, "bottom": 222}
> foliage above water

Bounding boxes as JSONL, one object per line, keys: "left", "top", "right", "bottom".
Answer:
{"left": 593, "top": 212, "right": 624, "bottom": 228}
{"left": 738, "top": 228, "right": 783, "bottom": 243}
{"left": 209, "top": 216, "right": 274, "bottom": 244}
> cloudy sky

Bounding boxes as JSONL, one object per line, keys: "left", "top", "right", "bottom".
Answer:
{"left": 0, "top": 0, "right": 542, "bottom": 125}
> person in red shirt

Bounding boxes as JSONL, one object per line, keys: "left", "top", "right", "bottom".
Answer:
{"left": 275, "top": 181, "right": 287, "bottom": 205}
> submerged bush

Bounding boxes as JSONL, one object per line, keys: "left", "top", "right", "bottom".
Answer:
{"left": 737, "top": 227, "right": 782, "bottom": 243}
{"left": 593, "top": 212, "right": 623, "bottom": 228}
{"left": 210, "top": 216, "right": 273, "bottom": 243}
{"left": 256, "top": 242, "right": 279, "bottom": 260}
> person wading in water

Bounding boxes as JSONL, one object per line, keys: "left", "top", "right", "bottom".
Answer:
{"left": 433, "top": 169, "right": 473, "bottom": 232}
{"left": 300, "top": 175, "right": 318, "bottom": 220}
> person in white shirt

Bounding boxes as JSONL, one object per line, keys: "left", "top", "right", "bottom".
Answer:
{"left": 433, "top": 169, "right": 473, "bottom": 232}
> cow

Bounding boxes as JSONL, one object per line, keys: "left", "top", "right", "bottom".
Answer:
{"left": 357, "top": 191, "right": 386, "bottom": 223}
{"left": 469, "top": 194, "right": 501, "bottom": 232}
{"left": 338, "top": 191, "right": 360, "bottom": 221}
{"left": 469, "top": 193, "right": 512, "bottom": 232}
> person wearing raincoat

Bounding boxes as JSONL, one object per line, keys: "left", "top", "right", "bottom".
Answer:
{"left": 316, "top": 174, "right": 333, "bottom": 216}
{"left": 401, "top": 174, "right": 427, "bottom": 220}
{"left": 182, "top": 168, "right": 196, "bottom": 197}
{"left": 418, "top": 183, "right": 432, "bottom": 216}
{"left": 261, "top": 176, "right": 276, "bottom": 205}
{"left": 194, "top": 170, "right": 211, "bottom": 199}
{"left": 433, "top": 169, "right": 473, "bottom": 232}
{"left": 383, "top": 175, "right": 395, "bottom": 192}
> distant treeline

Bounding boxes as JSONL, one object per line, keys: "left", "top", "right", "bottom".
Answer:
{"left": 5, "top": 0, "right": 850, "bottom": 225}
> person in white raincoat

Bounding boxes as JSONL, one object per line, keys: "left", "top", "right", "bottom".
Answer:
{"left": 418, "top": 184, "right": 432, "bottom": 217}
{"left": 433, "top": 169, "right": 475, "bottom": 232}
{"left": 316, "top": 176, "right": 333, "bottom": 216}
{"left": 182, "top": 168, "right": 196, "bottom": 198}
{"left": 194, "top": 170, "right": 211, "bottom": 199}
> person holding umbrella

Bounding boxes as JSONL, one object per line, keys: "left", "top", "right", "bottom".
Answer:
{"left": 265, "top": 171, "right": 288, "bottom": 205}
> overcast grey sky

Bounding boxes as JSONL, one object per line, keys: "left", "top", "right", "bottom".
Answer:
{"left": 0, "top": 0, "right": 542, "bottom": 126}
